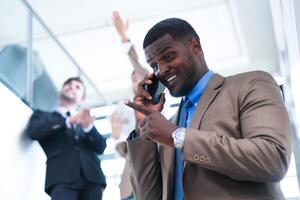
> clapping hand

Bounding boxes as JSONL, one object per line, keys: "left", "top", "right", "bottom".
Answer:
{"left": 69, "top": 108, "right": 95, "bottom": 128}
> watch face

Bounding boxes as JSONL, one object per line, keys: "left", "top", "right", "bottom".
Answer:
{"left": 172, "top": 128, "right": 185, "bottom": 149}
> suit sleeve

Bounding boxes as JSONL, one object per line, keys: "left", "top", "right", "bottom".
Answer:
{"left": 127, "top": 131, "right": 163, "bottom": 200}
{"left": 183, "top": 72, "right": 292, "bottom": 182}
{"left": 115, "top": 141, "right": 128, "bottom": 158}
{"left": 82, "top": 126, "right": 106, "bottom": 154}
{"left": 26, "top": 110, "right": 66, "bottom": 140}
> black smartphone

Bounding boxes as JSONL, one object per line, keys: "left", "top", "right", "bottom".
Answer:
{"left": 144, "top": 75, "right": 166, "bottom": 104}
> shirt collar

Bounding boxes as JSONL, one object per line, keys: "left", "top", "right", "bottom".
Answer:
{"left": 186, "top": 70, "right": 215, "bottom": 106}
{"left": 55, "top": 106, "right": 77, "bottom": 118}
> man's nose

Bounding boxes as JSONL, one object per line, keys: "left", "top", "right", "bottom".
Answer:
{"left": 156, "top": 63, "right": 169, "bottom": 76}
{"left": 70, "top": 84, "right": 76, "bottom": 90}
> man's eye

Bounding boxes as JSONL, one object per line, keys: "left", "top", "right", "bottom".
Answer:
{"left": 164, "top": 53, "right": 174, "bottom": 61}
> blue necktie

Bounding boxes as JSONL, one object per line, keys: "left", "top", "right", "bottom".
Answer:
{"left": 174, "top": 98, "right": 193, "bottom": 200}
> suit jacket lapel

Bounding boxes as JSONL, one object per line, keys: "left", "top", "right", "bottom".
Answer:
{"left": 190, "top": 73, "right": 224, "bottom": 129}
{"left": 52, "top": 111, "right": 64, "bottom": 118}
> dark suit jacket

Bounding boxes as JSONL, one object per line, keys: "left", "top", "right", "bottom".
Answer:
{"left": 127, "top": 71, "right": 292, "bottom": 200}
{"left": 26, "top": 110, "right": 107, "bottom": 194}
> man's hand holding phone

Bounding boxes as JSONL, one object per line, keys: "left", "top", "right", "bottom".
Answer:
{"left": 124, "top": 73, "right": 177, "bottom": 146}
{"left": 144, "top": 73, "right": 165, "bottom": 104}
{"left": 126, "top": 73, "right": 165, "bottom": 129}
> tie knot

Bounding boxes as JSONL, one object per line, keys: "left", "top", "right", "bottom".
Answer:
{"left": 183, "top": 98, "right": 193, "bottom": 108}
{"left": 66, "top": 111, "right": 71, "bottom": 117}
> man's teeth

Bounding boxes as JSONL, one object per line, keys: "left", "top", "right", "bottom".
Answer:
{"left": 167, "top": 75, "right": 176, "bottom": 83}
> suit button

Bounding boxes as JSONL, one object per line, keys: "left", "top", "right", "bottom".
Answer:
{"left": 199, "top": 155, "right": 205, "bottom": 162}
{"left": 74, "top": 135, "right": 79, "bottom": 140}
{"left": 193, "top": 154, "right": 200, "bottom": 161}
{"left": 205, "top": 157, "right": 211, "bottom": 163}
{"left": 74, "top": 146, "right": 79, "bottom": 150}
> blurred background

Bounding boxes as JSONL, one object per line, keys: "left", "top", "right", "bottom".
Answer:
{"left": 0, "top": 0, "right": 300, "bottom": 199}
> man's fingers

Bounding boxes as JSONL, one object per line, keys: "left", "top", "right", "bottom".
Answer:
{"left": 140, "top": 133, "right": 148, "bottom": 140}
{"left": 124, "top": 100, "right": 152, "bottom": 115}
{"left": 145, "top": 73, "right": 154, "bottom": 80}
{"left": 159, "top": 93, "right": 166, "bottom": 105}
{"left": 138, "top": 117, "right": 148, "bottom": 130}
{"left": 112, "top": 11, "right": 119, "bottom": 20}
{"left": 136, "top": 73, "right": 155, "bottom": 101}
{"left": 137, "top": 80, "right": 152, "bottom": 100}
{"left": 139, "top": 125, "right": 151, "bottom": 141}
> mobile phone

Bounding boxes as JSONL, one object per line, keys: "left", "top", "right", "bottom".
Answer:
{"left": 144, "top": 74, "right": 165, "bottom": 104}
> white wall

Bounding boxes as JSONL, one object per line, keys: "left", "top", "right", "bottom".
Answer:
{"left": 0, "top": 82, "right": 50, "bottom": 200}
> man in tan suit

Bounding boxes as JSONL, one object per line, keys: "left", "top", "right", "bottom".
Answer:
{"left": 124, "top": 18, "right": 291, "bottom": 200}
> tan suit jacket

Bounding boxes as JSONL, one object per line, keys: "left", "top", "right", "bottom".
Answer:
{"left": 118, "top": 45, "right": 149, "bottom": 199}
{"left": 127, "top": 71, "right": 291, "bottom": 200}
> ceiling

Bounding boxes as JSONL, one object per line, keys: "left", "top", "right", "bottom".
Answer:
{"left": 0, "top": 0, "right": 280, "bottom": 107}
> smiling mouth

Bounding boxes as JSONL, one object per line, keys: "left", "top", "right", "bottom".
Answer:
{"left": 166, "top": 75, "right": 176, "bottom": 86}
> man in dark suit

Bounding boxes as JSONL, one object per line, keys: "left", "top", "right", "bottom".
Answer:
{"left": 124, "top": 18, "right": 291, "bottom": 200}
{"left": 26, "top": 77, "right": 106, "bottom": 200}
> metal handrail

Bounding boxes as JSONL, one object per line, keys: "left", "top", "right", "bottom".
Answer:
{"left": 26, "top": 7, "right": 33, "bottom": 107}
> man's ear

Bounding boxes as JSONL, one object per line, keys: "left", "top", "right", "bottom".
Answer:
{"left": 190, "top": 37, "right": 202, "bottom": 55}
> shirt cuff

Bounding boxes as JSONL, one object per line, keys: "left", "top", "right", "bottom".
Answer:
{"left": 83, "top": 123, "right": 94, "bottom": 133}
{"left": 122, "top": 40, "right": 133, "bottom": 54}
{"left": 127, "top": 130, "right": 137, "bottom": 140}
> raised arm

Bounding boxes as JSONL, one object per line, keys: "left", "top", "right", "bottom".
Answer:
{"left": 112, "top": 11, "right": 149, "bottom": 76}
